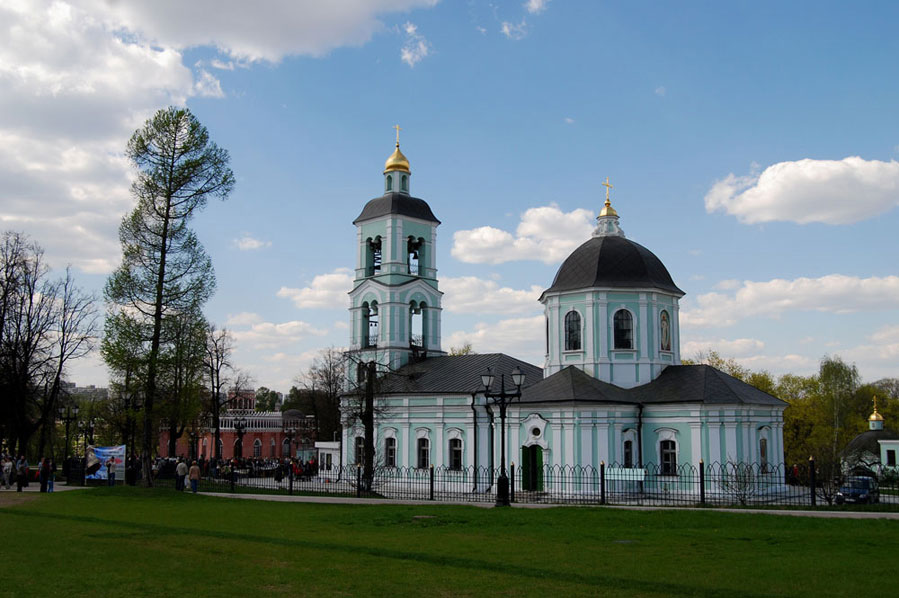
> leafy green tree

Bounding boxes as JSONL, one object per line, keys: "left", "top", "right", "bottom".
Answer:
{"left": 255, "top": 387, "right": 280, "bottom": 412}
{"left": 105, "top": 107, "right": 234, "bottom": 485}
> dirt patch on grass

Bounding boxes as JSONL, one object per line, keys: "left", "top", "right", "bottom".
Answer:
{"left": 0, "top": 492, "right": 38, "bottom": 508}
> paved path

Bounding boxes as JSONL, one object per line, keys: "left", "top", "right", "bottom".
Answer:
{"left": 195, "top": 490, "right": 899, "bottom": 519}
{"left": 0, "top": 483, "right": 88, "bottom": 493}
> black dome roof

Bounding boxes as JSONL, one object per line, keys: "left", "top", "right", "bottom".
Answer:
{"left": 353, "top": 193, "right": 440, "bottom": 225}
{"left": 543, "top": 235, "right": 683, "bottom": 297}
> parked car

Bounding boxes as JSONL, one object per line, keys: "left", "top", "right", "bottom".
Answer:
{"left": 835, "top": 476, "right": 880, "bottom": 504}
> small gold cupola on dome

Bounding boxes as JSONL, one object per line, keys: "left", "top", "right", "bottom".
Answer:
{"left": 593, "top": 176, "right": 625, "bottom": 238}
{"left": 869, "top": 396, "right": 885, "bottom": 431}
{"left": 383, "top": 125, "right": 411, "bottom": 195}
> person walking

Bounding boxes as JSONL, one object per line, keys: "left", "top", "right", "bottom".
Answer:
{"left": 175, "top": 458, "right": 188, "bottom": 491}
{"left": 48, "top": 459, "right": 57, "bottom": 492}
{"left": 1, "top": 457, "right": 11, "bottom": 489}
{"left": 106, "top": 456, "right": 116, "bottom": 486}
{"left": 15, "top": 455, "right": 28, "bottom": 492}
{"left": 188, "top": 460, "right": 201, "bottom": 494}
{"left": 39, "top": 458, "right": 50, "bottom": 493}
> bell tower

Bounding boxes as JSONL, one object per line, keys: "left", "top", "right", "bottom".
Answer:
{"left": 348, "top": 128, "right": 444, "bottom": 375}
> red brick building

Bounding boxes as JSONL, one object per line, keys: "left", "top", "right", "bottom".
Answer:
{"left": 158, "top": 390, "right": 316, "bottom": 460}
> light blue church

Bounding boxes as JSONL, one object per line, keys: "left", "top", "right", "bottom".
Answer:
{"left": 340, "top": 137, "right": 786, "bottom": 480}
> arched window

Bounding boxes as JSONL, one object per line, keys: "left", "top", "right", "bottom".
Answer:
{"left": 660, "top": 440, "right": 677, "bottom": 475}
{"left": 759, "top": 437, "right": 769, "bottom": 473}
{"left": 417, "top": 438, "right": 430, "bottom": 469}
{"left": 253, "top": 439, "right": 262, "bottom": 457}
{"left": 386, "top": 175, "right": 393, "bottom": 192}
{"left": 660, "top": 310, "right": 671, "bottom": 352}
{"left": 362, "top": 302, "right": 378, "bottom": 348}
{"left": 409, "top": 301, "right": 423, "bottom": 348}
{"left": 282, "top": 438, "right": 291, "bottom": 458}
{"left": 407, "top": 236, "right": 423, "bottom": 275}
{"left": 623, "top": 440, "right": 633, "bottom": 468}
{"left": 448, "top": 438, "right": 463, "bottom": 470}
{"left": 366, "top": 236, "right": 382, "bottom": 276}
{"left": 384, "top": 437, "right": 396, "bottom": 467}
{"left": 354, "top": 437, "right": 365, "bottom": 465}
{"left": 217, "top": 438, "right": 223, "bottom": 459}
{"left": 564, "top": 311, "right": 581, "bottom": 351}
{"left": 401, "top": 175, "right": 408, "bottom": 192}
{"left": 545, "top": 317, "right": 549, "bottom": 354}
{"left": 614, "top": 310, "right": 633, "bottom": 350}
{"left": 270, "top": 438, "right": 276, "bottom": 458}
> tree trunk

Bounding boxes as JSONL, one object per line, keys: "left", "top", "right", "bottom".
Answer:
{"left": 362, "top": 361, "right": 376, "bottom": 490}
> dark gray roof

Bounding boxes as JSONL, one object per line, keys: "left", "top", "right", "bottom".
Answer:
{"left": 519, "top": 365, "right": 785, "bottom": 407}
{"left": 353, "top": 193, "right": 440, "bottom": 225}
{"left": 375, "top": 353, "right": 542, "bottom": 395}
{"left": 520, "top": 366, "right": 632, "bottom": 404}
{"left": 845, "top": 429, "right": 899, "bottom": 457}
{"left": 542, "top": 235, "right": 683, "bottom": 298}
{"left": 632, "top": 365, "right": 786, "bottom": 406}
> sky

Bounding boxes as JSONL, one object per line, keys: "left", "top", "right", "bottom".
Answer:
{"left": 3, "top": 0, "right": 899, "bottom": 394}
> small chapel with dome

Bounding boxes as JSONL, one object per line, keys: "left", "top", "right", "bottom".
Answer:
{"left": 340, "top": 134, "right": 787, "bottom": 478}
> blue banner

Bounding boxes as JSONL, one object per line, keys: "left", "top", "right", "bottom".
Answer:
{"left": 86, "top": 445, "right": 126, "bottom": 480}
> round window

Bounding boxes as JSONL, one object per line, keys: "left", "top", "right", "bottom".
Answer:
{"left": 531, "top": 427, "right": 541, "bottom": 437}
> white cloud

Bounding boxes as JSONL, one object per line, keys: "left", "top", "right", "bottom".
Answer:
{"left": 713, "top": 279, "right": 741, "bottom": 291}
{"left": 233, "top": 234, "right": 272, "bottom": 250}
{"left": 705, "top": 156, "right": 899, "bottom": 225}
{"left": 225, "top": 312, "right": 263, "bottom": 327}
{"left": 277, "top": 268, "right": 353, "bottom": 309}
{"left": 564, "top": 117, "right": 575, "bottom": 125}
{"left": 451, "top": 204, "right": 594, "bottom": 264}
{"left": 476, "top": 26, "right": 488, "bottom": 35}
{"left": 840, "top": 324, "right": 899, "bottom": 380}
{"left": 681, "top": 338, "right": 765, "bottom": 358}
{"left": 654, "top": 86, "right": 666, "bottom": 97}
{"left": 525, "top": 0, "right": 550, "bottom": 14}
{"left": 442, "top": 277, "right": 542, "bottom": 314}
{"left": 681, "top": 274, "right": 899, "bottom": 328}
{"left": 231, "top": 319, "right": 328, "bottom": 350}
{"left": 501, "top": 20, "right": 528, "bottom": 40}
{"left": 0, "top": 0, "right": 440, "bottom": 275}
{"left": 400, "top": 21, "right": 430, "bottom": 67}
{"left": 194, "top": 69, "right": 224, "bottom": 98}
{"left": 82, "top": 0, "right": 440, "bottom": 63}
{"left": 445, "top": 315, "right": 544, "bottom": 362}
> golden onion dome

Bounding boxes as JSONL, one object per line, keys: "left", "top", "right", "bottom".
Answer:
{"left": 869, "top": 396, "right": 884, "bottom": 422}
{"left": 384, "top": 143, "right": 411, "bottom": 174}
{"left": 598, "top": 199, "right": 618, "bottom": 218}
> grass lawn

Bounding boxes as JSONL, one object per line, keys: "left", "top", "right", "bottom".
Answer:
{"left": 1, "top": 487, "right": 896, "bottom": 597}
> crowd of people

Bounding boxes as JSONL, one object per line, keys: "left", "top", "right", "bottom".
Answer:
{"left": 0, "top": 451, "right": 324, "bottom": 494}
{"left": 0, "top": 453, "right": 57, "bottom": 492}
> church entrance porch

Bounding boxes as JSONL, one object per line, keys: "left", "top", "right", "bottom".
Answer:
{"left": 521, "top": 445, "right": 544, "bottom": 491}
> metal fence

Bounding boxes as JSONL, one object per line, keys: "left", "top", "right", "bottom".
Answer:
{"left": 149, "top": 458, "right": 899, "bottom": 509}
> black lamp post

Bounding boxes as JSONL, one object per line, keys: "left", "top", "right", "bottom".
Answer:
{"left": 482, "top": 365, "right": 525, "bottom": 507}
{"left": 283, "top": 425, "right": 297, "bottom": 459}
{"left": 58, "top": 404, "right": 79, "bottom": 472}
{"left": 188, "top": 430, "right": 198, "bottom": 461}
{"left": 78, "top": 418, "right": 95, "bottom": 452}
{"left": 233, "top": 416, "right": 247, "bottom": 459}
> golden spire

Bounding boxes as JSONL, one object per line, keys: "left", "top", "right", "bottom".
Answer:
{"left": 384, "top": 124, "right": 411, "bottom": 174}
{"left": 599, "top": 176, "right": 618, "bottom": 217}
{"left": 869, "top": 395, "right": 884, "bottom": 422}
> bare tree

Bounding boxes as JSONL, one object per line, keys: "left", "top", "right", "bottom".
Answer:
{"left": 204, "top": 324, "right": 232, "bottom": 461}
{"left": 0, "top": 233, "right": 96, "bottom": 457}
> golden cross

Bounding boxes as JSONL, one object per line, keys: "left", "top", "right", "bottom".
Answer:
{"left": 393, "top": 124, "right": 402, "bottom": 146}
{"left": 874, "top": 395, "right": 879, "bottom": 412}
{"left": 602, "top": 177, "right": 613, "bottom": 203}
